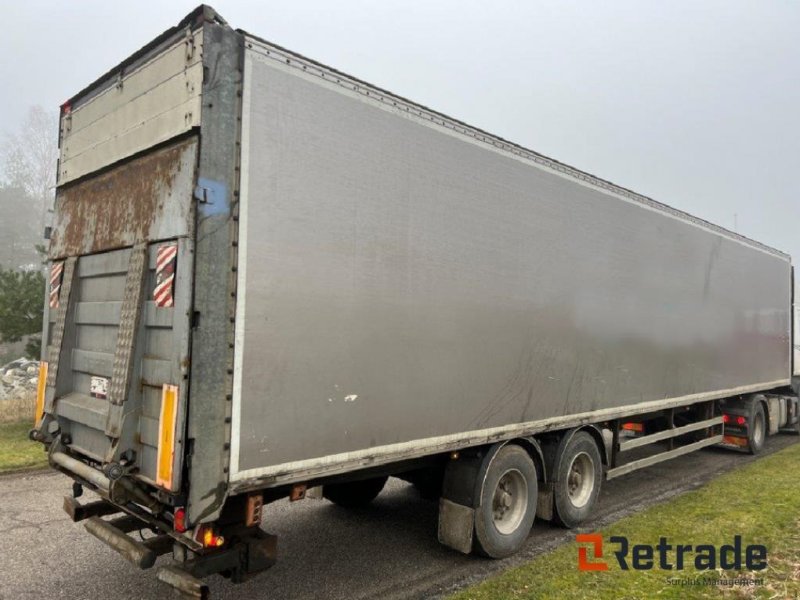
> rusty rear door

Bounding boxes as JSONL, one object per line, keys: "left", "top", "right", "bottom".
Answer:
{"left": 38, "top": 19, "right": 204, "bottom": 493}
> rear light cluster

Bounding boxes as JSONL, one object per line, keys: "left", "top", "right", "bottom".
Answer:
{"left": 621, "top": 422, "right": 644, "bottom": 432}
{"left": 199, "top": 526, "right": 225, "bottom": 548}
{"left": 175, "top": 508, "right": 226, "bottom": 548}
{"left": 175, "top": 507, "right": 225, "bottom": 548}
{"left": 174, "top": 507, "right": 187, "bottom": 533}
{"left": 722, "top": 414, "right": 746, "bottom": 426}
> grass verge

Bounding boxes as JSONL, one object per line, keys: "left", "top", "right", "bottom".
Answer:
{"left": 0, "top": 393, "right": 36, "bottom": 423}
{"left": 451, "top": 441, "right": 800, "bottom": 600}
{"left": 0, "top": 420, "right": 48, "bottom": 474}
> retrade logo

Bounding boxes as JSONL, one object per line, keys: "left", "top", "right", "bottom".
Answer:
{"left": 576, "top": 534, "right": 609, "bottom": 571}
{"left": 576, "top": 535, "right": 767, "bottom": 572}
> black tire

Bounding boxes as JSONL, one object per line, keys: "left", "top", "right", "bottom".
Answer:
{"left": 793, "top": 401, "right": 800, "bottom": 435}
{"left": 474, "top": 445, "right": 538, "bottom": 559}
{"left": 323, "top": 476, "right": 388, "bottom": 508}
{"left": 747, "top": 403, "right": 766, "bottom": 455}
{"left": 553, "top": 431, "right": 603, "bottom": 528}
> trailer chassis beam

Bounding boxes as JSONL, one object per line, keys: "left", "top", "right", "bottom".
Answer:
{"left": 606, "top": 434, "right": 724, "bottom": 479}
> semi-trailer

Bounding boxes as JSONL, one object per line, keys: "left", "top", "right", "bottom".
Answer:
{"left": 32, "top": 6, "right": 800, "bottom": 597}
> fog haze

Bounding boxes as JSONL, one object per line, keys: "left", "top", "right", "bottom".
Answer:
{"left": 2, "top": 1, "right": 797, "bottom": 262}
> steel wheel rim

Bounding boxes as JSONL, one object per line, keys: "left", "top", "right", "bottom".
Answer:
{"left": 567, "top": 452, "right": 595, "bottom": 508}
{"left": 753, "top": 414, "right": 764, "bottom": 445}
{"left": 492, "top": 468, "right": 528, "bottom": 534}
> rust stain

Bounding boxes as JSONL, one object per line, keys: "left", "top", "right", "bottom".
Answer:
{"left": 50, "top": 137, "right": 197, "bottom": 258}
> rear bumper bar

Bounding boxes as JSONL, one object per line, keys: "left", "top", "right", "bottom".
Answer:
{"left": 84, "top": 516, "right": 165, "bottom": 569}
{"left": 50, "top": 450, "right": 163, "bottom": 513}
{"left": 51, "top": 451, "right": 111, "bottom": 492}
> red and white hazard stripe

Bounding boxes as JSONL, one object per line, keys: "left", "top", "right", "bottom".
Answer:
{"left": 156, "top": 243, "right": 178, "bottom": 272}
{"left": 49, "top": 262, "right": 64, "bottom": 309}
{"left": 154, "top": 243, "right": 178, "bottom": 308}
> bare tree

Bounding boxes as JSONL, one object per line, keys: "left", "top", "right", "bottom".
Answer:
{"left": 2, "top": 105, "right": 59, "bottom": 232}
{"left": 0, "top": 185, "right": 39, "bottom": 268}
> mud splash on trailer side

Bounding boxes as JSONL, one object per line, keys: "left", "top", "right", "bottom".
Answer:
{"left": 49, "top": 136, "right": 198, "bottom": 259}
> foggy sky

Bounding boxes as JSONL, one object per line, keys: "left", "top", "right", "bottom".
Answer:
{"left": 2, "top": 1, "right": 798, "bottom": 264}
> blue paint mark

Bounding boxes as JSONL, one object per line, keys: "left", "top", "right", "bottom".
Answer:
{"left": 194, "top": 178, "right": 229, "bottom": 216}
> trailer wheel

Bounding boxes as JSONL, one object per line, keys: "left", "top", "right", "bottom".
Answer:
{"left": 792, "top": 399, "right": 800, "bottom": 435}
{"left": 553, "top": 431, "right": 602, "bottom": 528}
{"left": 747, "top": 403, "right": 766, "bottom": 455}
{"left": 323, "top": 476, "right": 388, "bottom": 508}
{"left": 474, "top": 445, "right": 537, "bottom": 558}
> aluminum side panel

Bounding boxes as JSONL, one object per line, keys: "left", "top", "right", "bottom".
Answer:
{"left": 795, "top": 305, "right": 800, "bottom": 376}
{"left": 232, "top": 49, "right": 791, "bottom": 481}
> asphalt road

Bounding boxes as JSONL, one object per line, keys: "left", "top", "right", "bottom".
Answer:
{"left": 1, "top": 435, "right": 797, "bottom": 600}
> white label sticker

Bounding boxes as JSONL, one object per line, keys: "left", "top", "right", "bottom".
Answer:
{"left": 90, "top": 376, "right": 109, "bottom": 400}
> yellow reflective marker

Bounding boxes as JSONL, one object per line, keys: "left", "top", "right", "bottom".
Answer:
{"left": 156, "top": 384, "right": 179, "bottom": 489}
{"left": 34, "top": 362, "right": 48, "bottom": 427}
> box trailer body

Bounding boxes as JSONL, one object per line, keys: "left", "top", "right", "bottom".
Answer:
{"left": 34, "top": 6, "right": 799, "bottom": 595}
{"left": 234, "top": 36, "right": 792, "bottom": 481}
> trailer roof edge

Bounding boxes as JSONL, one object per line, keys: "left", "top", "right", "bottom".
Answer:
{"left": 63, "top": 5, "right": 225, "bottom": 112}
{"left": 238, "top": 29, "right": 791, "bottom": 263}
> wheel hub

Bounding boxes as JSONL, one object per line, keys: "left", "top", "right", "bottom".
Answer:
{"left": 565, "top": 451, "right": 595, "bottom": 509}
{"left": 491, "top": 469, "right": 528, "bottom": 534}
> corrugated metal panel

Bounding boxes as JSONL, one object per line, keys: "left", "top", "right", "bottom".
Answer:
{"left": 74, "top": 302, "right": 122, "bottom": 326}
{"left": 48, "top": 241, "right": 191, "bottom": 487}
{"left": 57, "top": 393, "right": 108, "bottom": 431}
{"left": 58, "top": 29, "right": 203, "bottom": 185}
{"left": 134, "top": 242, "right": 192, "bottom": 484}
{"left": 71, "top": 349, "right": 113, "bottom": 377}
{"left": 72, "top": 248, "right": 130, "bottom": 392}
